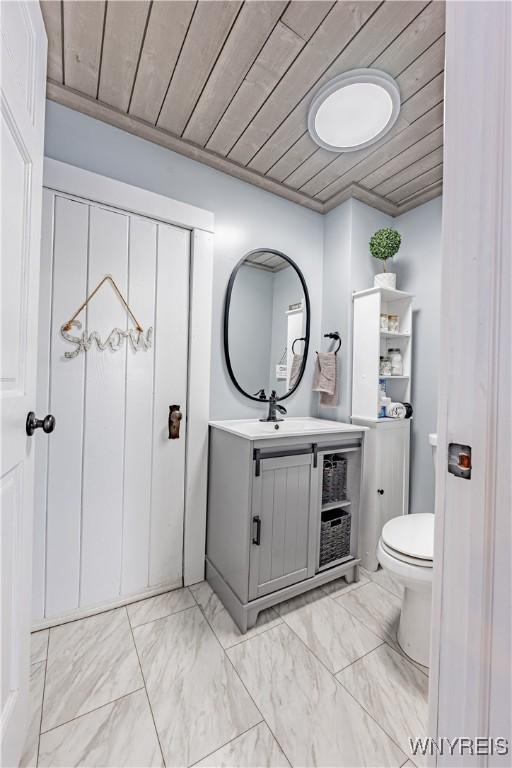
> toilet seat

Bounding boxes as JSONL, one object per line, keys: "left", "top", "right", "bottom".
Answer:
{"left": 380, "top": 538, "right": 433, "bottom": 568}
{"left": 381, "top": 513, "right": 434, "bottom": 562}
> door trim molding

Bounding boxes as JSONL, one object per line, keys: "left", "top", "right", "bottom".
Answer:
{"left": 43, "top": 157, "right": 214, "bottom": 233}
{"left": 42, "top": 158, "right": 214, "bottom": 598}
{"left": 428, "top": 1, "right": 511, "bottom": 754}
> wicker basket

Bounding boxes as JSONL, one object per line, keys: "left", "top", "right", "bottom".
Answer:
{"left": 322, "top": 454, "right": 348, "bottom": 505}
{"left": 319, "top": 508, "right": 351, "bottom": 568}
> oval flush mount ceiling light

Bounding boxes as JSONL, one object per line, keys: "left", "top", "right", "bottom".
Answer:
{"left": 308, "top": 69, "right": 401, "bottom": 152}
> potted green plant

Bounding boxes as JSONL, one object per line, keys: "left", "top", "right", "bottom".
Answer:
{"left": 369, "top": 228, "right": 401, "bottom": 289}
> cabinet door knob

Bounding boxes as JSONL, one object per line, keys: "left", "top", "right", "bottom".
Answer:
{"left": 377, "top": 488, "right": 384, "bottom": 495}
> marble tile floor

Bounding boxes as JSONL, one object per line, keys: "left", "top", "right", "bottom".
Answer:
{"left": 23, "top": 574, "right": 429, "bottom": 768}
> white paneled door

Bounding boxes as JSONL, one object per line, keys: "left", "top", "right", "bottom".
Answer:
{"left": 0, "top": 2, "right": 47, "bottom": 764}
{"left": 34, "top": 192, "right": 190, "bottom": 621}
{"left": 429, "top": 0, "right": 511, "bottom": 753}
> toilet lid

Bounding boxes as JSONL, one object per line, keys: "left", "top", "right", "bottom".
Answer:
{"left": 382, "top": 513, "right": 434, "bottom": 561}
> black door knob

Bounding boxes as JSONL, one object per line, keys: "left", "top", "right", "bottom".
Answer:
{"left": 377, "top": 488, "right": 385, "bottom": 495}
{"left": 26, "top": 412, "right": 56, "bottom": 436}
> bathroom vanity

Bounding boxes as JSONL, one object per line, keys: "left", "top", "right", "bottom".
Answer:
{"left": 206, "top": 417, "right": 366, "bottom": 631}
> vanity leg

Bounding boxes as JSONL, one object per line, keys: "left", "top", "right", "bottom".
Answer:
{"left": 206, "top": 558, "right": 249, "bottom": 633}
{"left": 238, "top": 608, "right": 249, "bottom": 634}
{"left": 246, "top": 606, "right": 260, "bottom": 632}
{"left": 345, "top": 565, "right": 359, "bottom": 585}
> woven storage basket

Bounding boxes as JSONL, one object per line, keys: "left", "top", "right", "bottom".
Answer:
{"left": 319, "top": 508, "right": 351, "bottom": 567}
{"left": 322, "top": 455, "right": 347, "bottom": 505}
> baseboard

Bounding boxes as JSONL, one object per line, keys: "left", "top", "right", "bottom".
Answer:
{"left": 31, "top": 579, "right": 182, "bottom": 631}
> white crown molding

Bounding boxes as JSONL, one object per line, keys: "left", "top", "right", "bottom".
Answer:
{"left": 46, "top": 81, "right": 324, "bottom": 214}
{"left": 323, "top": 182, "right": 399, "bottom": 216}
{"left": 46, "top": 81, "right": 443, "bottom": 218}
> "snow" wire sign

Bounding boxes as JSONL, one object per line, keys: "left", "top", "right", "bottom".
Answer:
{"left": 61, "top": 321, "right": 153, "bottom": 358}
{"left": 60, "top": 274, "right": 153, "bottom": 359}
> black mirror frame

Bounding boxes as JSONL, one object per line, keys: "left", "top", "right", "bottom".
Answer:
{"left": 223, "top": 248, "right": 310, "bottom": 403}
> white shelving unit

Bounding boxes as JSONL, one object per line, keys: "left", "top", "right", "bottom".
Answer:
{"left": 351, "top": 287, "right": 413, "bottom": 421}
{"left": 351, "top": 287, "right": 413, "bottom": 570}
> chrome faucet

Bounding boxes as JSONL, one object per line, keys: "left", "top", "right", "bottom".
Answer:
{"left": 260, "top": 390, "right": 287, "bottom": 422}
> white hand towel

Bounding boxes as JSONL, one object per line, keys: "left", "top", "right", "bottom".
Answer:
{"left": 288, "top": 353, "right": 303, "bottom": 389}
{"left": 313, "top": 352, "right": 338, "bottom": 406}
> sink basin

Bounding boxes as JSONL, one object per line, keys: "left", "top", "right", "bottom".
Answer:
{"left": 209, "top": 417, "right": 365, "bottom": 440}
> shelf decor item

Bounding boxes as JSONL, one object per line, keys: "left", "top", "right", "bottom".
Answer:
{"left": 370, "top": 227, "right": 401, "bottom": 289}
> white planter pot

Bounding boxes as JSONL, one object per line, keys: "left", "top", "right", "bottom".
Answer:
{"left": 374, "top": 272, "right": 397, "bottom": 289}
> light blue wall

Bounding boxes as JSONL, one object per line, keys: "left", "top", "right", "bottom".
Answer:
{"left": 319, "top": 197, "right": 442, "bottom": 516}
{"left": 44, "top": 101, "right": 323, "bottom": 420}
{"left": 319, "top": 199, "right": 353, "bottom": 421}
{"left": 392, "top": 198, "right": 442, "bottom": 516}
{"left": 44, "top": 101, "right": 441, "bottom": 513}
{"left": 320, "top": 199, "right": 391, "bottom": 422}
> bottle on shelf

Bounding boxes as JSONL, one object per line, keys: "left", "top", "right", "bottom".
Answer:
{"left": 378, "top": 380, "right": 391, "bottom": 418}
{"left": 379, "top": 355, "right": 392, "bottom": 376}
{"left": 388, "top": 348, "right": 403, "bottom": 376}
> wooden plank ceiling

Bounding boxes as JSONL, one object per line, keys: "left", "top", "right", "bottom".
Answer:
{"left": 41, "top": 0, "right": 445, "bottom": 216}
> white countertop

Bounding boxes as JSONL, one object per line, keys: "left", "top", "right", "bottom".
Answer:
{"left": 209, "top": 416, "right": 366, "bottom": 440}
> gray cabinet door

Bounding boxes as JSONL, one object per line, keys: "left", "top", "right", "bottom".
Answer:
{"left": 249, "top": 453, "right": 318, "bottom": 600}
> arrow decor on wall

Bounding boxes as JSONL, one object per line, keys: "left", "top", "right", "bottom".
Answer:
{"left": 60, "top": 274, "right": 153, "bottom": 358}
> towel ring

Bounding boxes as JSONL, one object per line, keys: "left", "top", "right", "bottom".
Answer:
{"left": 292, "top": 336, "right": 306, "bottom": 354}
{"left": 320, "top": 331, "right": 341, "bottom": 354}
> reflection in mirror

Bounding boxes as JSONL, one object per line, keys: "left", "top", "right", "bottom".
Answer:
{"left": 225, "top": 250, "right": 309, "bottom": 401}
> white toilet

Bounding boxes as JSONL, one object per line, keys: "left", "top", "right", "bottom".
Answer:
{"left": 376, "top": 433, "right": 437, "bottom": 667}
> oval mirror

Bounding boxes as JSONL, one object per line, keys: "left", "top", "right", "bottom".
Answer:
{"left": 224, "top": 249, "right": 310, "bottom": 402}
